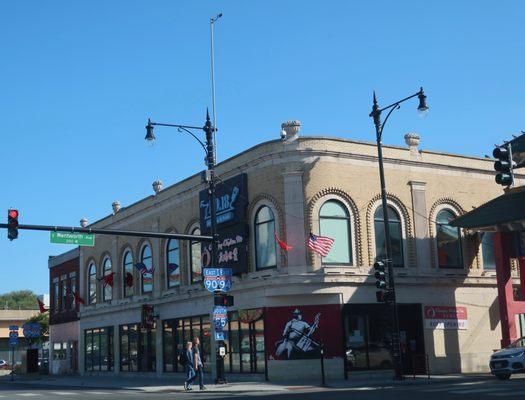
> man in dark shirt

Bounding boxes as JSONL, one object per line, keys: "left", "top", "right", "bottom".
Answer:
{"left": 193, "top": 337, "right": 206, "bottom": 390}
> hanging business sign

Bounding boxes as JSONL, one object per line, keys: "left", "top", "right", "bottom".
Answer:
{"left": 200, "top": 173, "right": 248, "bottom": 275}
{"left": 424, "top": 306, "right": 468, "bottom": 330}
{"left": 203, "top": 268, "right": 232, "bottom": 292}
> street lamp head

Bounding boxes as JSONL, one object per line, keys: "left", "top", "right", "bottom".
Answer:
{"left": 417, "top": 87, "right": 429, "bottom": 117}
{"left": 145, "top": 119, "right": 156, "bottom": 145}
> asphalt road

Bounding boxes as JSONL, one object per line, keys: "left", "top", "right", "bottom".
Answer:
{"left": 1, "top": 377, "right": 525, "bottom": 399}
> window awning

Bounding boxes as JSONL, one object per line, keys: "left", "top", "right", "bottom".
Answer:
{"left": 450, "top": 188, "right": 525, "bottom": 232}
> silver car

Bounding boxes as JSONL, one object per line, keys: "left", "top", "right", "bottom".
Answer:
{"left": 490, "top": 337, "right": 525, "bottom": 380}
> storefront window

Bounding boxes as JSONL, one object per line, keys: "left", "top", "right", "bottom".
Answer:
{"left": 84, "top": 327, "right": 114, "bottom": 372}
{"left": 141, "top": 245, "right": 153, "bottom": 293}
{"left": 120, "top": 323, "right": 155, "bottom": 372}
{"left": 374, "top": 206, "right": 404, "bottom": 267}
{"left": 319, "top": 200, "right": 352, "bottom": 264}
{"left": 166, "top": 239, "right": 180, "bottom": 288}
{"left": 436, "top": 209, "right": 463, "bottom": 268}
{"left": 162, "top": 315, "right": 211, "bottom": 373}
{"left": 254, "top": 206, "right": 277, "bottom": 270}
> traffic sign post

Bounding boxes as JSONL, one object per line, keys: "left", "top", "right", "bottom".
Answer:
{"left": 8, "top": 327, "right": 18, "bottom": 382}
{"left": 50, "top": 231, "right": 95, "bottom": 246}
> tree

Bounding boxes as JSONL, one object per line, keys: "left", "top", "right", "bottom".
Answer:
{"left": 0, "top": 290, "right": 39, "bottom": 310}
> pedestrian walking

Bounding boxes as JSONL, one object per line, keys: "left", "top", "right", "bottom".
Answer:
{"left": 193, "top": 337, "right": 206, "bottom": 390}
{"left": 183, "top": 342, "right": 195, "bottom": 391}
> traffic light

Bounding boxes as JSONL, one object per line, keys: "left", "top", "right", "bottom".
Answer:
{"left": 374, "top": 260, "right": 388, "bottom": 303}
{"left": 7, "top": 209, "right": 19, "bottom": 241}
{"left": 493, "top": 145, "right": 516, "bottom": 186}
{"left": 214, "top": 293, "right": 234, "bottom": 307}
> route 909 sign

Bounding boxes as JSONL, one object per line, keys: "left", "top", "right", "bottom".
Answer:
{"left": 203, "top": 268, "right": 232, "bottom": 292}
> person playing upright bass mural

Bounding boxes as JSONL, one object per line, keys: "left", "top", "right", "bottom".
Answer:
{"left": 276, "top": 309, "right": 322, "bottom": 359}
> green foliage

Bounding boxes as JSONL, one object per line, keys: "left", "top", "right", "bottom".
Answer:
{"left": 0, "top": 290, "right": 38, "bottom": 310}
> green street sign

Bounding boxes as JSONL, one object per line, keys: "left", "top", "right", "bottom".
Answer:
{"left": 50, "top": 231, "right": 95, "bottom": 246}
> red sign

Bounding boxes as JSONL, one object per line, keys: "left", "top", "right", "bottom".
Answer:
{"left": 265, "top": 304, "right": 342, "bottom": 360}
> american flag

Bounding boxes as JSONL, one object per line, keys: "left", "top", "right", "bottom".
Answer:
{"left": 308, "top": 233, "right": 335, "bottom": 257}
{"left": 135, "top": 262, "right": 154, "bottom": 276}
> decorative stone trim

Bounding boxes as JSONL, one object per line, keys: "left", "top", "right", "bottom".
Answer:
{"left": 428, "top": 198, "right": 465, "bottom": 269}
{"left": 247, "top": 193, "right": 286, "bottom": 271}
{"left": 307, "top": 188, "right": 362, "bottom": 268}
{"left": 366, "top": 193, "right": 415, "bottom": 268}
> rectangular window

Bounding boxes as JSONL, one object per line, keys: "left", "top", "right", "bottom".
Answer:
{"left": 69, "top": 273, "right": 77, "bottom": 310}
{"left": 60, "top": 275, "right": 68, "bottom": 312}
{"left": 120, "top": 323, "right": 155, "bottom": 372}
{"left": 162, "top": 315, "right": 211, "bottom": 373}
{"left": 53, "top": 278, "right": 59, "bottom": 312}
{"left": 84, "top": 327, "right": 114, "bottom": 372}
{"left": 53, "top": 342, "right": 68, "bottom": 360}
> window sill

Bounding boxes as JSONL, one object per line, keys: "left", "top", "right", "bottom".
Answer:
{"left": 322, "top": 266, "right": 357, "bottom": 275}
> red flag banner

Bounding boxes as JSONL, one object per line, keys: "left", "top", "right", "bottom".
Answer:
{"left": 37, "top": 299, "right": 49, "bottom": 313}
{"left": 99, "top": 272, "right": 115, "bottom": 288}
{"left": 275, "top": 232, "right": 293, "bottom": 251}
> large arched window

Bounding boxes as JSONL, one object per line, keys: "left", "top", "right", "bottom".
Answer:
{"left": 166, "top": 239, "right": 180, "bottom": 288}
{"left": 123, "top": 250, "right": 134, "bottom": 298}
{"left": 190, "top": 228, "right": 202, "bottom": 283}
{"left": 319, "top": 200, "right": 352, "bottom": 264}
{"left": 374, "top": 206, "right": 404, "bottom": 267}
{"left": 102, "top": 257, "right": 112, "bottom": 302}
{"left": 88, "top": 262, "right": 97, "bottom": 305}
{"left": 141, "top": 244, "right": 153, "bottom": 293}
{"left": 254, "top": 206, "right": 277, "bottom": 270}
{"left": 481, "top": 232, "right": 496, "bottom": 270}
{"left": 436, "top": 209, "right": 463, "bottom": 268}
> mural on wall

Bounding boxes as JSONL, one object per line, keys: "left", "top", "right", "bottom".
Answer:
{"left": 266, "top": 304, "right": 343, "bottom": 360}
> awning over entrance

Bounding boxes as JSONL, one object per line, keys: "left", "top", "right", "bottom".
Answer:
{"left": 450, "top": 188, "right": 525, "bottom": 232}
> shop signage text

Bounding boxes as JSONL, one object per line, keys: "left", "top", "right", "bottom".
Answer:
{"left": 424, "top": 306, "right": 468, "bottom": 330}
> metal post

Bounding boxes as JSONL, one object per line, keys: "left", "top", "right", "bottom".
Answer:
{"left": 371, "top": 93, "right": 403, "bottom": 380}
{"left": 320, "top": 345, "right": 326, "bottom": 386}
{"left": 11, "top": 347, "right": 14, "bottom": 381}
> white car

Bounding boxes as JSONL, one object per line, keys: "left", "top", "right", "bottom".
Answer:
{"left": 490, "top": 337, "right": 525, "bottom": 380}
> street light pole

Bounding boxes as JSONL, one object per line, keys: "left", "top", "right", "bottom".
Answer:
{"left": 369, "top": 87, "right": 428, "bottom": 380}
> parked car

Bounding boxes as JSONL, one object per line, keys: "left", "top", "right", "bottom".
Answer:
{"left": 489, "top": 337, "right": 525, "bottom": 380}
{"left": 0, "top": 359, "right": 9, "bottom": 370}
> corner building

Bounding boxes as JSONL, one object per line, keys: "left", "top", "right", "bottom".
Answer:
{"left": 76, "top": 131, "right": 522, "bottom": 380}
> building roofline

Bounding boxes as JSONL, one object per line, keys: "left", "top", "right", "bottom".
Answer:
{"left": 48, "top": 247, "right": 80, "bottom": 268}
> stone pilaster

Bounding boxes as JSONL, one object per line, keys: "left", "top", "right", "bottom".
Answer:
{"left": 409, "top": 181, "right": 431, "bottom": 269}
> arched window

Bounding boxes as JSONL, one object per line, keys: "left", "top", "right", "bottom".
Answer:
{"left": 166, "top": 239, "right": 180, "bottom": 288}
{"left": 88, "top": 262, "right": 97, "bottom": 305}
{"left": 374, "top": 206, "right": 404, "bottom": 267}
{"left": 319, "top": 200, "right": 352, "bottom": 264}
{"left": 254, "top": 206, "right": 277, "bottom": 270}
{"left": 123, "top": 250, "right": 134, "bottom": 298}
{"left": 436, "top": 209, "right": 463, "bottom": 268}
{"left": 141, "top": 244, "right": 153, "bottom": 293}
{"left": 190, "top": 228, "right": 202, "bottom": 283}
{"left": 102, "top": 257, "right": 112, "bottom": 302}
{"left": 481, "top": 232, "right": 496, "bottom": 270}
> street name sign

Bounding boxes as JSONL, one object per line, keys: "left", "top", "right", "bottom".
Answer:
{"left": 50, "top": 231, "right": 95, "bottom": 246}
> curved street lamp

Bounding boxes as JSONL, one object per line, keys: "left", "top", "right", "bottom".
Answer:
{"left": 369, "top": 87, "right": 429, "bottom": 380}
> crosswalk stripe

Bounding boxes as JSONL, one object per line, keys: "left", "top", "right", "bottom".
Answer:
{"left": 450, "top": 388, "right": 512, "bottom": 394}
{"left": 87, "top": 392, "right": 111, "bottom": 395}
{"left": 15, "top": 394, "right": 39, "bottom": 397}
{"left": 51, "top": 392, "right": 77, "bottom": 396}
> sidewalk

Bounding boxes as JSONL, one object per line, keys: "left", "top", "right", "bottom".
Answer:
{"left": 0, "top": 372, "right": 495, "bottom": 393}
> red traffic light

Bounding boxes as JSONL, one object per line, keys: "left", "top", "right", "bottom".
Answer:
{"left": 8, "top": 209, "right": 19, "bottom": 220}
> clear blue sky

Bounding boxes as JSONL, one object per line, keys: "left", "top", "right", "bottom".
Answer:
{"left": 1, "top": 1, "right": 523, "bottom": 295}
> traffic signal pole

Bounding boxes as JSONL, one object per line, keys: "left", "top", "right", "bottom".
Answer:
{"left": 0, "top": 222, "right": 213, "bottom": 242}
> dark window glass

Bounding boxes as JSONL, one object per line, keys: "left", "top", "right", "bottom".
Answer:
{"left": 254, "top": 206, "right": 277, "bottom": 270}
{"left": 53, "top": 280, "right": 59, "bottom": 312}
{"left": 119, "top": 323, "right": 155, "bottom": 372}
{"left": 436, "top": 209, "right": 463, "bottom": 268}
{"left": 141, "top": 245, "right": 153, "bottom": 293}
{"left": 123, "top": 250, "right": 134, "bottom": 298}
{"left": 69, "top": 274, "right": 76, "bottom": 310}
{"left": 481, "top": 232, "right": 496, "bottom": 270}
{"left": 102, "top": 257, "right": 112, "bottom": 302}
{"left": 190, "top": 228, "right": 202, "bottom": 283}
{"left": 319, "top": 200, "right": 352, "bottom": 264}
{"left": 374, "top": 206, "right": 404, "bottom": 267}
{"left": 84, "top": 327, "right": 114, "bottom": 372}
{"left": 88, "top": 263, "right": 97, "bottom": 304}
{"left": 166, "top": 239, "right": 180, "bottom": 288}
